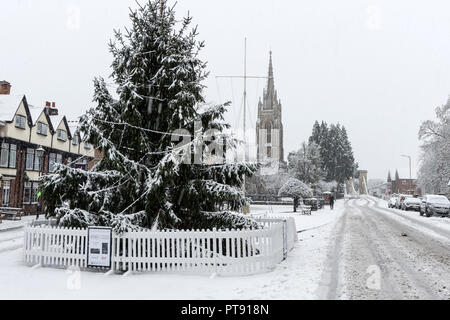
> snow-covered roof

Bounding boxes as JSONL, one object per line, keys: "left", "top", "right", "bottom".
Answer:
{"left": 69, "top": 124, "right": 82, "bottom": 138}
{"left": 49, "top": 114, "right": 73, "bottom": 139}
{"left": 28, "top": 107, "right": 44, "bottom": 125}
{"left": 390, "top": 168, "right": 417, "bottom": 180}
{"left": 0, "top": 94, "right": 25, "bottom": 121}
{"left": 49, "top": 114, "right": 65, "bottom": 130}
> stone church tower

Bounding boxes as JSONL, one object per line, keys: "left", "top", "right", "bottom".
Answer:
{"left": 256, "top": 52, "right": 284, "bottom": 165}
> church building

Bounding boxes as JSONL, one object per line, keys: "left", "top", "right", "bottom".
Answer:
{"left": 256, "top": 52, "right": 284, "bottom": 166}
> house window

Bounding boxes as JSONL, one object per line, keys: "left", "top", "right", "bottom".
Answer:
{"left": 0, "top": 143, "right": 9, "bottom": 167}
{"left": 49, "top": 153, "right": 56, "bottom": 173}
{"left": 26, "top": 148, "right": 35, "bottom": 170}
{"left": 23, "top": 182, "right": 39, "bottom": 204}
{"left": 34, "top": 151, "right": 42, "bottom": 171}
{"left": 75, "top": 158, "right": 88, "bottom": 170}
{"left": 0, "top": 143, "right": 17, "bottom": 168}
{"left": 37, "top": 122, "right": 48, "bottom": 136}
{"left": 1, "top": 181, "right": 10, "bottom": 207}
{"left": 31, "top": 183, "right": 39, "bottom": 204}
{"left": 84, "top": 142, "right": 92, "bottom": 150}
{"left": 267, "top": 146, "right": 272, "bottom": 158}
{"left": 57, "top": 129, "right": 67, "bottom": 141}
{"left": 23, "top": 182, "right": 32, "bottom": 204}
{"left": 56, "top": 154, "right": 63, "bottom": 165}
{"left": 15, "top": 115, "right": 26, "bottom": 129}
{"left": 402, "top": 180, "right": 407, "bottom": 185}
{"left": 9, "top": 144, "right": 16, "bottom": 168}
{"left": 72, "top": 135, "right": 79, "bottom": 146}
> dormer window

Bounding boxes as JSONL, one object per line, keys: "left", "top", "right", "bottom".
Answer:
{"left": 57, "top": 129, "right": 67, "bottom": 141}
{"left": 72, "top": 135, "right": 79, "bottom": 146}
{"left": 15, "top": 115, "right": 26, "bottom": 129}
{"left": 37, "top": 122, "right": 48, "bottom": 136}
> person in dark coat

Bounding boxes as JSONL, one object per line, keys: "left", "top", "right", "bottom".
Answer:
{"left": 329, "top": 195, "right": 335, "bottom": 210}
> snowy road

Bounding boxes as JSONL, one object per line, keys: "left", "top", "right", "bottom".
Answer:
{"left": 319, "top": 196, "right": 450, "bottom": 300}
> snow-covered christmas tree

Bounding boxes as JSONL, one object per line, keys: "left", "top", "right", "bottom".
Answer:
{"left": 40, "top": 0, "right": 259, "bottom": 233}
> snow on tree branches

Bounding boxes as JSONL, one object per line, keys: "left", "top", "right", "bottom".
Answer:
{"left": 39, "top": 0, "right": 259, "bottom": 234}
{"left": 278, "top": 178, "right": 313, "bottom": 199}
{"left": 418, "top": 96, "right": 450, "bottom": 195}
{"left": 278, "top": 178, "right": 313, "bottom": 212}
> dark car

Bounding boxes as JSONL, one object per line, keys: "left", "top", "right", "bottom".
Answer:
{"left": 303, "top": 198, "right": 319, "bottom": 211}
{"left": 420, "top": 195, "right": 450, "bottom": 217}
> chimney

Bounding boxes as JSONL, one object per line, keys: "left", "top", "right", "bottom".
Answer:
{"left": 45, "top": 101, "right": 59, "bottom": 116}
{"left": 0, "top": 81, "right": 11, "bottom": 95}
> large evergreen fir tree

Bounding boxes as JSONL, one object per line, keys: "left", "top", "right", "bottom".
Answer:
{"left": 40, "top": 0, "right": 258, "bottom": 233}
{"left": 308, "top": 121, "right": 357, "bottom": 184}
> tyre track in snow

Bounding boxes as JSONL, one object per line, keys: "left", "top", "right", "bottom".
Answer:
{"left": 361, "top": 197, "right": 450, "bottom": 299}
{"left": 323, "top": 199, "right": 404, "bottom": 299}
{"left": 357, "top": 202, "right": 439, "bottom": 299}
{"left": 320, "top": 198, "right": 450, "bottom": 299}
{"left": 340, "top": 200, "right": 404, "bottom": 299}
{"left": 368, "top": 198, "right": 450, "bottom": 240}
{"left": 319, "top": 204, "right": 348, "bottom": 300}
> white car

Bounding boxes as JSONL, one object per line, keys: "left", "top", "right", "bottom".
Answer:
{"left": 401, "top": 197, "right": 421, "bottom": 211}
{"left": 388, "top": 196, "right": 398, "bottom": 208}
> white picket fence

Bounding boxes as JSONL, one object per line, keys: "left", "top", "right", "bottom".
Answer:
{"left": 23, "top": 217, "right": 297, "bottom": 276}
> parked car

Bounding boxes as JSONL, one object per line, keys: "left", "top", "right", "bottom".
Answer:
{"left": 395, "top": 195, "right": 412, "bottom": 209}
{"left": 401, "top": 197, "right": 421, "bottom": 211}
{"left": 420, "top": 195, "right": 450, "bottom": 217}
{"left": 388, "top": 196, "right": 398, "bottom": 208}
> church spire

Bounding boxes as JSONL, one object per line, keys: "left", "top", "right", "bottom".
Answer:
{"left": 262, "top": 51, "right": 277, "bottom": 110}
{"left": 267, "top": 51, "right": 275, "bottom": 97}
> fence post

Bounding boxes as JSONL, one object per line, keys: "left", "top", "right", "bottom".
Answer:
{"left": 282, "top": 219, "right": 288, "bottom": 260}
{"left": 40, "top": 226, "right": 45, "bottom": 266}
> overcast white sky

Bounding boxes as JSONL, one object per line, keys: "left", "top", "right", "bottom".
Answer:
{"left": 2, "top": 0, "right": 450, "bottom": 179}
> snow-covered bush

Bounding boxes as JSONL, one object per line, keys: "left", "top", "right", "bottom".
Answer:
{"left": 278, "top": 178, "right": 313, "bottom": 212}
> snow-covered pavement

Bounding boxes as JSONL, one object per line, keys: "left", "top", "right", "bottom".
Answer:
{"left": 1, "top": 198, "right": 449, "bottom": 300}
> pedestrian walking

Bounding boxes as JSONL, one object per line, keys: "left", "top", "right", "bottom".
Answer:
{"left": 330, "top": 194, "right": 335, "bottom": 210}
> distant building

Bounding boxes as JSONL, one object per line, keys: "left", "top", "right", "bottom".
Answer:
{"left": 387, "top": 169, "right": 421, "bottom": 195}
{"left": 0, "top": 81, "right": 97, "bottom": 214}
{"left": 256, "top": 51, "right": 284, "bottom": 169}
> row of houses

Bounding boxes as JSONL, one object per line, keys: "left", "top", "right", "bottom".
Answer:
{"left": 0, "top": 81, "right": 100, "bottom": 214}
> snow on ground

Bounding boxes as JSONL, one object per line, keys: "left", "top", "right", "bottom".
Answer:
{"left": 0, "top": 202, "right": 344, "bottom": 300}
{"left": 251, "top": 201, "right": 342, "bottom": 232}
{"left": 368, "top": 197, "right": 450, "bottom": 240}
{"left": 0, "top": 215, "right": 34, "bottom": 231}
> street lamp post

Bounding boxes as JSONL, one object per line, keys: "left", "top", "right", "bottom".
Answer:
{"left": 36, "top": 146, "right": 45, "bottom": 177}
{"left": 36, "top": 146, "right": 45, "bottom": 220}
{"left": 401, "top": 155, "right": 412, "bottom": 195}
